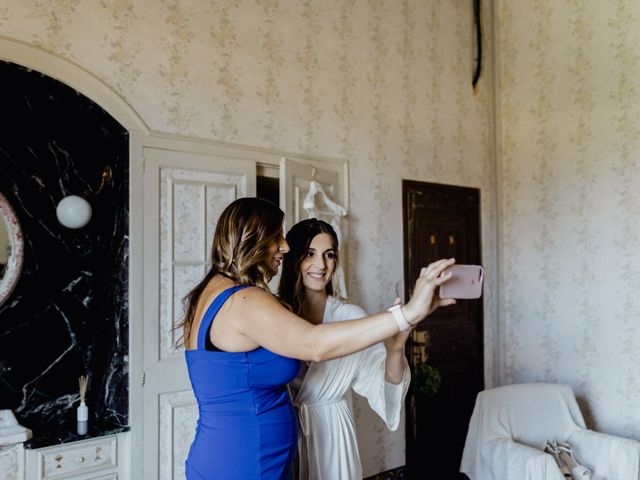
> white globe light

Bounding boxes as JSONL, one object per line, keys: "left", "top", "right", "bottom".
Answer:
{"left": 56, "top": 195, "right": 92, "bottom": 229}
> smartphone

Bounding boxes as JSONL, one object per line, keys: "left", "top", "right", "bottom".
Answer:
{"left": 438, "top": 264, "right": 484, "bottom": 299}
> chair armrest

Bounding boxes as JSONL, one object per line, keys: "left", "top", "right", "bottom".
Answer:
{"left": 461, "top": 437, "right": 565, "bottom": 480}
{"left": 568, "top": 429, "right": 640, "bottom": 480}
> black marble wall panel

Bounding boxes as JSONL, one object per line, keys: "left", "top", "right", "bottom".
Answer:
{"left": 0, "top": 61, "right": 129, "bottom": 447}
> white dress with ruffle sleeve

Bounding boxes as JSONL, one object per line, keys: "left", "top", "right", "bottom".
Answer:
{"left": 290, "top": 295, "right": 411, "bottom": 480}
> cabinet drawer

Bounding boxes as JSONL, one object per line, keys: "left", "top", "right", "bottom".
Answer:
{"left": 33, "top": 436, "right": 117, "bottom": 479}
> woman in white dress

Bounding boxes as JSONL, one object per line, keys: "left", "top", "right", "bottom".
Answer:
{"left": 278, "top": 218, "right": 419, "bottom": 480}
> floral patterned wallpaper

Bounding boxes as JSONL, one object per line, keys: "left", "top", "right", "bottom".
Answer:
{"left": 497, "top": 0, "right": 640, "bottom": 439}
{"left": 0, "top": 0, "right": 495, "bottom": 475}
{"left": 7, "top": 0, "right": 636, "bottom": 467}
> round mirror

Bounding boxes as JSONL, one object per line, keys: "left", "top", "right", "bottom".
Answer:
{"left": 0, "top": 192, "right": 24, "bottom": 307}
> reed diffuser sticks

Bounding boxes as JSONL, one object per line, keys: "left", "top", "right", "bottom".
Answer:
{"left": 79, "top": 375, "right": 88, "bottom": 403}
{"left": 77, "top": 374, "right": 89, "bottom": 435}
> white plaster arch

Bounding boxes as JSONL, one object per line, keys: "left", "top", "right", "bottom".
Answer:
{"left": 0, "top": 36, "right": 149, "bottom": 133}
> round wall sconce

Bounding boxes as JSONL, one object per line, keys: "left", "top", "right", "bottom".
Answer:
{"left": 56, "top": 167, "right": 112, "bottom": 229}
{"left": 56, "top": 195, "right": 92, "bottom": 229}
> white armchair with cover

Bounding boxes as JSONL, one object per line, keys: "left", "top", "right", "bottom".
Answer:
{"left": 460, "top": 383, "right": 640, "bottom": 480}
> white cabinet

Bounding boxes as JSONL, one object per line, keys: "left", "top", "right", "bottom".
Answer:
{"left": 23, "top": 435, "right": 119, "bottom": 480}
{"left": 0, "top": 433, "right": 126, "bottom": 480}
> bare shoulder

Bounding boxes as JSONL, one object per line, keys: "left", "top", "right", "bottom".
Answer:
{"left": 220, "top": 284, "right": 285, "bottom": 318}
{"left": 230, "top": 284, "right": 279, "bottom": 304}
{"left": 200, "top": 283, "right": 288, "bottom": 351}
{"left": 194, "top": 277, "right": 273, "bottom": 320}
{"left": 196, "top": 277, "right": 232, "bottom": 309}
{"left": 226, "top": 285, "right": 302, "bottom": 342}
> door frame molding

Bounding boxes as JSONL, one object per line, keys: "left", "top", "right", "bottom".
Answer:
{"left": 0, "top": 37, "right": 149, "bottom": 134}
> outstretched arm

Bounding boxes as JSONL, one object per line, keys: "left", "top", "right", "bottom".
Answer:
{"left": 234, "top": 258, "right": 456, "bottom": 362}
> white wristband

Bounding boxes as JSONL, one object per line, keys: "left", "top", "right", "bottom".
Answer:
{"left": 388, "top": 304, "right": 412, "bottom": 332}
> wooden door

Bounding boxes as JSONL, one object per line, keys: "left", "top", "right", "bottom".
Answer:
{"left": 402, "top": 180, "right": 483, "bottom": 480}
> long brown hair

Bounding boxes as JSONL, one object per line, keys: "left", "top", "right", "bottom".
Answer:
{"left": 177, "top": 197, "right": 285, "bottom": 346}
{"left": 278, "top": 218, "right": 342, "bottom": 315}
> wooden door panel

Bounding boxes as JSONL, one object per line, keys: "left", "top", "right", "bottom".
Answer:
{"left": 403, "top": 180, "right": 482, "bottom": 479}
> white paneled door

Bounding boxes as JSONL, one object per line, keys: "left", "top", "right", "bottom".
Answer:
{"left": 141, "top": 147, "right": 256, "bottom": 480}
{"left": 140, "top": 149, "right": 346, "bottom": 480}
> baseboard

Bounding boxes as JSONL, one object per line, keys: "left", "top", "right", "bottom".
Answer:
{"left": 364, "top": 466, "right": 407, "bottom": 480}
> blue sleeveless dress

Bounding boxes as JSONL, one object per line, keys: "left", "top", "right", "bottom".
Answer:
{"left": 185, "top": 285, "right": 300, "bottom": 480}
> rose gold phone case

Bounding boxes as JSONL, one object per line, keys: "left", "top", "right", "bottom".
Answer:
{"left": 438, "top": 265, "right": 484, "bottom": 299}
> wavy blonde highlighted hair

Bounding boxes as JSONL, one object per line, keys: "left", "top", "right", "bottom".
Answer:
{"left": 177, "top": 197, "right": 285, "bottom": 347}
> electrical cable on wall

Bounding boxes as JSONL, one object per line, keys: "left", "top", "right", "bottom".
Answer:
{"left": 472, "top": 0, "right": 482, "bottom": 93}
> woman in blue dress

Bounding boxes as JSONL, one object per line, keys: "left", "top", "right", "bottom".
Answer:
{"left": 178, "top": 197, "right": 456, "bottom": 480}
